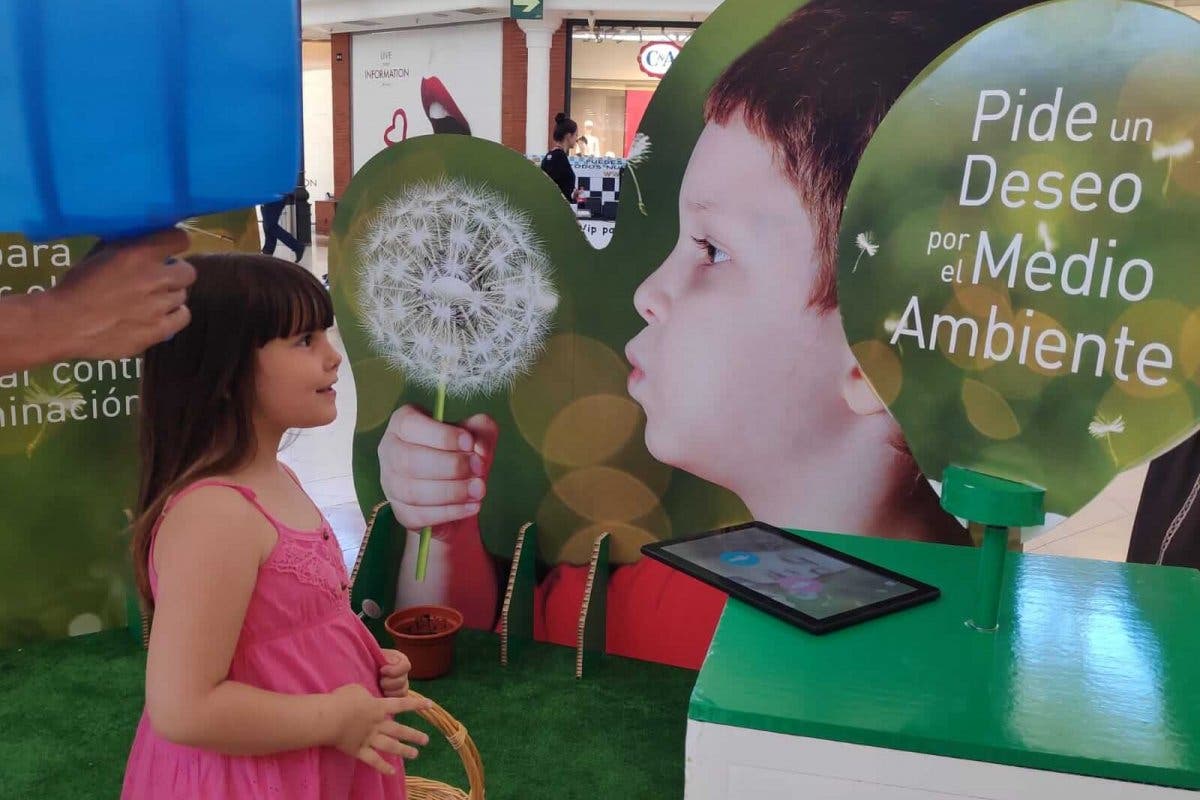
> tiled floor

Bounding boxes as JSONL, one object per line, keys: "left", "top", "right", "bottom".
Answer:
{"left": 286, "top": 241, "right": 1146, "bottom": 569}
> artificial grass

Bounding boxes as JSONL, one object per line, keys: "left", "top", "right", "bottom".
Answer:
{"left": 0, "top": 628, "right": 697, "bottom": 799}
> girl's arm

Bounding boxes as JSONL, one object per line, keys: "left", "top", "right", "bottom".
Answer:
{"left": 145, "top": 487, "right": 347, "bottom": 755}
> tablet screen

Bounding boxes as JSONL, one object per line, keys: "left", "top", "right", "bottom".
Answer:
{"left": 658, "top": 525, "right": 916, "bottom": 620}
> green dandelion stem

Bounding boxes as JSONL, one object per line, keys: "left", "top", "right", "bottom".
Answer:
{"left": 1163, "top": 158, "right": 1174, "bottom": 197}
{"left": 627, "top": 165, "right": 648, "bottom": 216}
{"left": 853, "top": 251, "right": 865, "bottom": 273}
{"left": 25, "top": 422, "right": 47, "bottom": 459}
{"left": 415, "top": 379, "right": 448, "bottom": 582}
{"left": 1105, "top": 433, "right": 1119, "bottom": 468}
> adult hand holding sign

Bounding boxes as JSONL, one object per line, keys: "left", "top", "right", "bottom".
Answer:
{"left": 0, "top": 230, "right": 195, "bottom": 373}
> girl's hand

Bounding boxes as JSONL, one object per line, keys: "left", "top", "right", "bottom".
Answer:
{"left": 379, "top": 649, "right": 411, "bottom": 697}
{"left": 328, "top": 684, "right": 431, "bottom": 775}
{"left": 378, "top": 405, "right": 499, "bottom": 532}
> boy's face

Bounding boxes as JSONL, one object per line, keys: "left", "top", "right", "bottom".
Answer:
{"left": 626, "top": 118, "right": 854, "bottom": 488}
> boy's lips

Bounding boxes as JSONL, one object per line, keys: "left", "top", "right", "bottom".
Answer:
{"left": 625, "top": 345, "right": 647, "bottom": 389}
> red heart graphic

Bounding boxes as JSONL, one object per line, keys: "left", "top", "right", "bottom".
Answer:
{"left": 384, "top": 108, "right": 408, "bottom": 146}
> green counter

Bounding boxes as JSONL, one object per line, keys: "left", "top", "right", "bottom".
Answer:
{"left": 689, "top": 532, "right": 1200, "bottom": 789}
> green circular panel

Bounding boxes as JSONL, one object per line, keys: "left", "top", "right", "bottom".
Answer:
{"left": 839, "top": 0, "right": 1200, "bottom": 517}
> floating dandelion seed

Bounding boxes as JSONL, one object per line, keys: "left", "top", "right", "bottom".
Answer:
{"left": 357, "top": 177, "right": 559, "bottom": 580}
{"left": 1089, "top": 414, "right": 1126, "bottom": 467}
{"left": 1152, "top": 138, "right": 1194, "bottom": 196}
{"left": 624, "top": 133, "right": 652, "bottom": 216}
{"left": 852, "top": 232, "right": 879, "bottom": 272}
{"left": 1036, "top": 221, "right": 1056, "bottom": 252}
{"left": 23, "top": 380, "right": 84, "bottom": 457}
{"left": 176, "top": 217, "right": 236, "bottom": 243}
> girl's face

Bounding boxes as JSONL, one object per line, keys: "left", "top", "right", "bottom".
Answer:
{"left": 626, "top": 118, "right": 855, "bottom": 489}
{"left": 253, "top": 328, "right": 342, "bottom": 432}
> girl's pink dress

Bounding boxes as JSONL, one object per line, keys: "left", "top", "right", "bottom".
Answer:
{"left": 122, "top": 479, "right": 407, "bottom": 799}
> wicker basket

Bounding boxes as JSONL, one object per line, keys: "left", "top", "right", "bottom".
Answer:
{"left": 405, "top": 690, "right": 485, "bottom": 800}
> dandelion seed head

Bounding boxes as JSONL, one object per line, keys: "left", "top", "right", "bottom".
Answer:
{"left": 627, "top": 132, "right": 652, "bottom": 166}
{"left": 24, "top": 381, "right": 84, "bottom": 411}
{"left": 1088, "top": 414, "right": 1126, "bottom": 438}
{"left": 356, "top": 178, "right": 559, "bottom": 396}
{"left": 1152, "top": 138, "right": 1194, "bottom": 162}
{"left": 855, "top": 232, "right": 879, "bottom": 257}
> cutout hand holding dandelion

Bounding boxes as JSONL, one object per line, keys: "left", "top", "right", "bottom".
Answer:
{"left": 357, "top": 178, "right": 559, "bottom": 580}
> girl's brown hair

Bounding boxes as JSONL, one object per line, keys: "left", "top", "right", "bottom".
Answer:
{"left": 131, "top": 253, "right": 333, "bottom": 607}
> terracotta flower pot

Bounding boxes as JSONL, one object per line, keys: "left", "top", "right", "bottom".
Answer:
{"left": 384, "top": 605, "right": 464, "bottom": 680}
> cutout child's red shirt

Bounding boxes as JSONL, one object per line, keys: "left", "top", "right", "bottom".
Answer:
{"left": 529, "top": 557, "right": 728, "bottom": 670}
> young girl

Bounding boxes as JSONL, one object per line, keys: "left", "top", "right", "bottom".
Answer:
{"left": 122, "top": 253, "right": 429, "bottom": 799}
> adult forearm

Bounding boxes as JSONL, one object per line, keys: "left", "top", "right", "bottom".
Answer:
{"left": 0, "top": 293, "right": 73, "bottom": 373}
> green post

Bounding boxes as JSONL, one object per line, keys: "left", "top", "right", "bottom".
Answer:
{"left": 941, "top": 466, "right": 1045, "bottom": 633}
{"left": 971, "top": 524, "right": 1008, "bottom": 632}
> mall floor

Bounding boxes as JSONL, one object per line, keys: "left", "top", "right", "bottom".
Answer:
{"left": 292, "top": 238, "right": 1147, "bottom": 570}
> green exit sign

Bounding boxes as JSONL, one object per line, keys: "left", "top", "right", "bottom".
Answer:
{"left": 510, "top": 0, "right": 543, "bottom": 20}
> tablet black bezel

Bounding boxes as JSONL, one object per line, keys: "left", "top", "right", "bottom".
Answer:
{"left": 640, "top": 521, "right": 941, "bottom": 634}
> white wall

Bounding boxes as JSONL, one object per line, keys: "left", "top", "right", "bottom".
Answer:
{"left": 302, "top": 41, "right": 335, "bottom": 201}
{"left": 351, "top": 21, "right": 503, "bottom": 174}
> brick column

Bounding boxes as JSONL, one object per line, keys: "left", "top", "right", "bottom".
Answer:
{"left": 501, "top": 20, "right": 527, "bottom": 152}
{"left": 331, "top": 33, "right": 352, "bottom": 197}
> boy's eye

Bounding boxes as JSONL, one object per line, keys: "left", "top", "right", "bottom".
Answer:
{"left": 298, "top": 333, "right": 314, "bottom": 346}
{"left": 691, "top": 236, "right": 731, "bottom": 266}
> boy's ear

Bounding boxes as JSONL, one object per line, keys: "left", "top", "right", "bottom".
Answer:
{"left": 842, "top": 363, "right": 887, "bottom": 417}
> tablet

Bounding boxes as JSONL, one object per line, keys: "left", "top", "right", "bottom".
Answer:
{"left": 641, "top": 522, "right": 940, "bottom": 634}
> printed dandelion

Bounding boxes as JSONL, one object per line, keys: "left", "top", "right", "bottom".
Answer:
{"left": 1088, "top": 414, "right": 1126, "bottom": 467}
{"left": 357, "top": 177, "right": 558, "bottom": 580}
{"left": 852, "top": 232, "right": 879, "bottom": 272}
{"left": 624, "top": 132, "right": 652, "bottom": 216}
{"left": 358, "top": 178, "right": 558, "bottom": 397}
{"left": 1151, "top": 138, "right": 1194, "bottom": 196}
{"left": 23, "top": 380, "right": 84, "bottom": 457}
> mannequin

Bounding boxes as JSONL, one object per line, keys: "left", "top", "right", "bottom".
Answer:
{"left": 582, "top": 120, "right": 601, "bottom": 157}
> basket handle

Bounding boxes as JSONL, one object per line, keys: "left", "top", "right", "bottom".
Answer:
{"left": 408, "top": 690, "right": 485, "bottom": 799}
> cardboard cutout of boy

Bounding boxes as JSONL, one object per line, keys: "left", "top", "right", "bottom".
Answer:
{"left": 347, "top": 0, "right": 1051, "bottom": 669}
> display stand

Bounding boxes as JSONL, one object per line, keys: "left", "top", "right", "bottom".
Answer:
{"left": 685, "top": 504, "right": 1200, "bottom": 798}
{"left": 575, "top": 532, "right": 610, "bottom": 679}
{"left": 940, "top": 465, "right": 1045, "bottom": 631}
{"left": 499, "top": 522, "right": 537, "bottom": 667}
